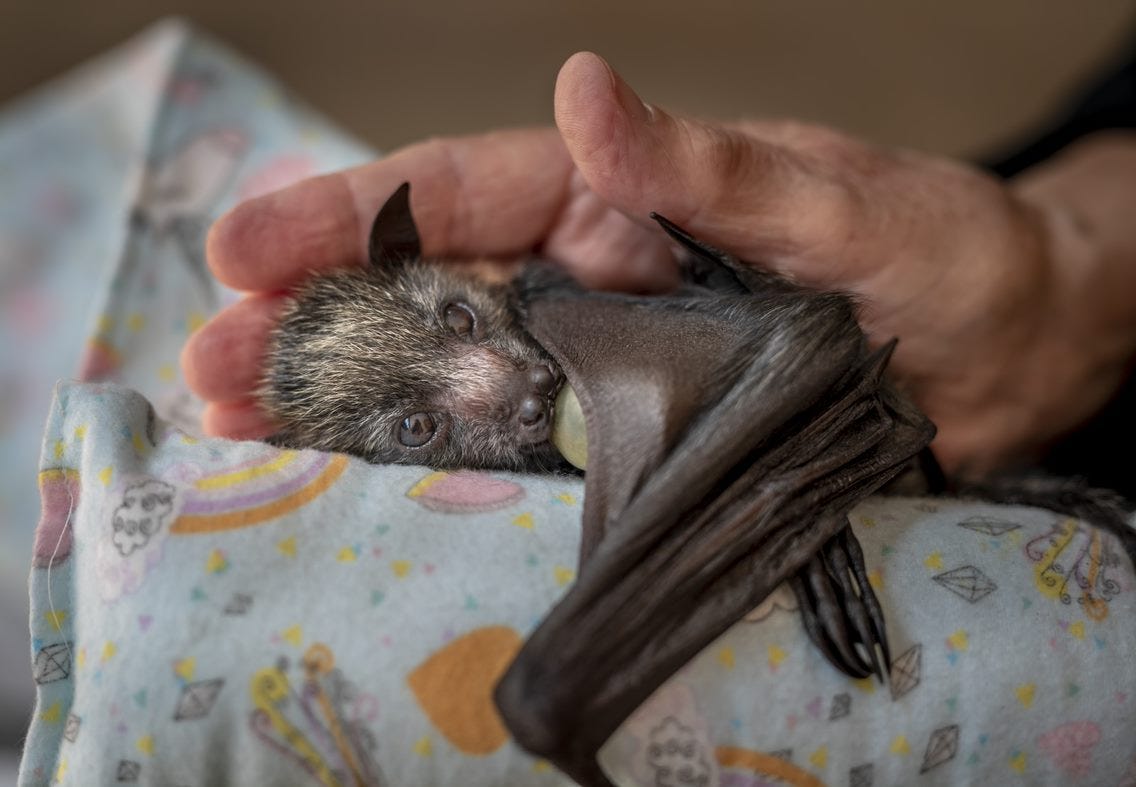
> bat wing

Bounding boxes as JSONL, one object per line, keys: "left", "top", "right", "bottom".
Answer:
{"left": 497, "top": 218, "right": 934, "bottom": 785}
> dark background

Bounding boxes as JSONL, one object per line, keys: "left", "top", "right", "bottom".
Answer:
{"left": 2, "top": 1, "right": 1133, "bottom": 157}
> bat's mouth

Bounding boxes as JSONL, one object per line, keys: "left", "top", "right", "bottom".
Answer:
{"left": 546, "top": 360, "right": 566, "bottom": 400}
{"left": 545, "top": 362, "right": 567, "bottom": 422}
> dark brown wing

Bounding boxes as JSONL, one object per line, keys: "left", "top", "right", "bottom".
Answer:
{"left": 495, "top": 218, "right": 934, "bottom": 786}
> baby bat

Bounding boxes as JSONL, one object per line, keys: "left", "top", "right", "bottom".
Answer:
{"left": 259, "top": 184, "right": 1136, "bottom": 787}
{"left": 261, "top": 243, "right": 567, "bottom": 474}
{"left": 261, "top": 184, "right": 907, "bottom": 486}
{"left": 261, "top": 185, "right": 907, "bottom": 679}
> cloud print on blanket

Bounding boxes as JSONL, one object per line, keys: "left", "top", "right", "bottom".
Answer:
{"left": 93, "top": 448, "right": 349, "bottom": 601}
{"left": 95, "top": 478, "right": 180, "bottom": 601}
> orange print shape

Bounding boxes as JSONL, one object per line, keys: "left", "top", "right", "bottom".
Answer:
{"left": 407, "top": 626, "right": 522, "bottom": 755}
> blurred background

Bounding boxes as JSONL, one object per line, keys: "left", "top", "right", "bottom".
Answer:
{"left": 0, "top": 2, "right": 1132, "bottom": 783}
{"left": 2, "top": 1, "right": 1133, "bottom": 157}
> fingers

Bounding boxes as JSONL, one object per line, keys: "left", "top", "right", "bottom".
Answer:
{"left": 207, "top": 174, "right": 360, "bottom": 292}
{"left": 181, "top": 293, "right": 285, "bottom": 402}
{"left": 554, "top": 52, "right": 869, "bottom": 283}
{"left": 209, "top": 53, "right": 876, "bottom": 296}
{"left": 540, "top": 176, "right": 679, "bottom": 291}
{"left": 182, "top": 294, "right": 286, "bottom": 439}
{"left": 209, "top": 128, "right": 575, "bottom": 292}
{"left": 202, "top": 401, "right": 277, "bottom": 440}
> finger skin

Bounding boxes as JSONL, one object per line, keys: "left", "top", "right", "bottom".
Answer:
{"left": 206, "top": 174, "right": 360, "bottom": 292}
{"left": 554, "top": 52, "right": 861, "bottom": 281}
{"left": 202, "top": 400, "right": 278, "bottom": 440}
{"left": 181, "top": 293, "right": 286, "bottom": 402}
{"left": 207, "top": 129, "right": 575, "bottom": 292}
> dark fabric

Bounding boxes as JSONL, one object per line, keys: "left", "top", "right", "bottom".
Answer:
{"left": 985, "top": 32, "right": 1135, "bottom": 177}
{"left": 1041, "top": 369, "right": 1136, "bottom": 499}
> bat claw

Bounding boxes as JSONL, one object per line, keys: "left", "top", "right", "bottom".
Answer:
{"left": 839, "top": 527, "right": 892, "bottom": 674}
{"left": 791, "top": 526, "right": 891, "bottom": 683}
{"left": 864, "top": 340, "right": 898, "bottom": 384}
{"left": 821, "top": 531, "right": 884, "bottom": 682}
{"left": 790, "top": 559, "right": 874, "bottom": 679}
{"left": 789, "top": 576, "right": 854, "bottom": 677}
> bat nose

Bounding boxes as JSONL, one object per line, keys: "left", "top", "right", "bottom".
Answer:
{"left": 518, "top": 394, "right": 546, "bottom": 426}
{"left": 528, "top": 364, "right": 558, "bottom": 395}
{"left": 513, "top": 362, "right": 560, "bottom": 438}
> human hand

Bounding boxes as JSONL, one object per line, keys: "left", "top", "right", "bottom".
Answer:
{"left": 182, "top": 52, "right": 1136, "bottom": 475}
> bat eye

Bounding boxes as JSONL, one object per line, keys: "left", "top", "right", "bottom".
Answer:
{"left": 398, "top": 412, "right": 436, "bottom": 447}
{"left": 443, "top": 302, "right": 476, "bottom": 339}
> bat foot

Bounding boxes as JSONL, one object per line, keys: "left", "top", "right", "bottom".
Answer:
{"left": 791, "top": 526, "right": 891, "bottom": 682}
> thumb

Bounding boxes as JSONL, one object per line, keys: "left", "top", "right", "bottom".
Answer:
{"left": 554, "top": 52, "right": 860, "bottom": 278}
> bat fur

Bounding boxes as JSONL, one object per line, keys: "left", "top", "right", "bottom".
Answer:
{"left": 262, "top": 259, "right": 567, "bottom": 473}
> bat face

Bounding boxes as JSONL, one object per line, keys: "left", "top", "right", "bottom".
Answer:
{"left": 261, "top": 239, "right": 567, "bottom": 472}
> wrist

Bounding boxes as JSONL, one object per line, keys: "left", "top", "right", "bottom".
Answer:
{"left": 1012, "top": 132, "right": 1136, "bottom": 333}
{"left": 1008, "top": 132, "right": 1136, "bottom": 453}
{"left": 1014, "top": 133, "right": 1136, "bottom": 357}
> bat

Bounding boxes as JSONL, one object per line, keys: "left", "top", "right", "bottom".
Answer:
{"left": 260, "top": 184, "right": 1136, "bottom": 787}
{"left": 496, "top": 212, "right": 935, "bottom": 785}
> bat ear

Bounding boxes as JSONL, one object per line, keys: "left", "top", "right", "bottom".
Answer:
{"left": 368, "top": 182, "right": 422, "bottom": 267}
{"left": 650, "top": 212, "right": 733, "bottom": 266}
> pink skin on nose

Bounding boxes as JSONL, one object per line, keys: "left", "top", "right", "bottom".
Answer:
{"left": 444, "top": 347, "right": 558, "bottom": 438}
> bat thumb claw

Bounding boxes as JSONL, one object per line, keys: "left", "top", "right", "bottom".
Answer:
{"left": 865, "top": 338, "right": 899, "bottom": 382}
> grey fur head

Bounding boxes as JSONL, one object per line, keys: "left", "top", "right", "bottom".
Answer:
{"left": 259, "top": 184, "right": 566, "bottom": 472}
